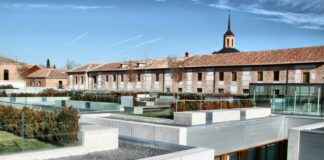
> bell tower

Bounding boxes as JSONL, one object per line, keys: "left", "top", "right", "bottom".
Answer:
{"left": 224, "top": 12, "right": 235, "bottom": 48}
{"left": 214, "top": 11, "right": 240, "bottom": 54}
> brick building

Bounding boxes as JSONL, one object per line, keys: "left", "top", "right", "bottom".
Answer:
{"left": 0, "top": 56, "right": 68, "bottom": 89}
{"left": 67, "top": 14, "right": 324, "bottom": 95}
{"left": 26, "top": 68, "right": 68, "bottom": 89}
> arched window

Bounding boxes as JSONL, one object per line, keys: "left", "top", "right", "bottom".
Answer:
{"left": 226, "top": 39, "right": 230, "bottom": 47}
{"left": 4, "top": 69, "right": 9, "bottom": 80}
{"left": 231, "top": 39, "right": 234, "bottom": 47}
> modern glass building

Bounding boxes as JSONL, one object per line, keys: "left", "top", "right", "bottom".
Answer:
{"left": 250, "top": 83, "right": 324, "bottom": 116}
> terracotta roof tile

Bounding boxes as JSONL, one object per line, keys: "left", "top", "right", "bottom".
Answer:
{"left": 27, "top": 68, "right": 67, "bottom": 79}
{"left": 68, "top": 64, "right": 100, "bottom": 73}
{"left": 184, "top": 46, "right": 324, "bottom": 67}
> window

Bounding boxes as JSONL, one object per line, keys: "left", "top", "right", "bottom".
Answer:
{"left": 197, "top": 88, "right": 203, "bottom": 93}
{"left": 113, "top": 74, "right": 117, "bottom": 82}
{"left": 303, "top": 72, "right": 310, "bottom": 83}
{"left": 155, "top": 73, "right": 160, "bottom": 81}
{"left": 219, "top": 72, "right": 224, "bottom": 81}
{"left": 3, "top": 69, "right": 9, "bottom": 80}
{"left": 274, "top": 71, "right": 280, "bottom": 81}
{"left": 226, "top": 39, "right": 230, "bottom": 46}
{"left": 198, "top": 72, "right": 203, "bottom": 81}
{"left": 106, "top": 75, "right": 109, "bottom": 82}
{"left": 274, "top": 89, "right": 280, "bottom": 96}
{"left": 81, "top": 76, "right": 84, "bottom": 84}
{"left": 58, "top": 81, "right": 63, "bottom": 89}
{"left": 93, "top": 76, "right": 97, "bottom": 84}
{"left": 177, "top": 73, "right": 183, "bottom": 81}
{"left": 121, "top": 74, "right": 124, "bottom": 82}
{"left": 178, "top": 88, "right": 183, "bottom": 93}
{"left": 232, "top": 72, "right": 237, "bottom": 81}
{"left": 243, "top": 89, "right": 250, "bottom": 94}
{"left": 218, "top": 88, "right": 224, "bottom": 94}
{"left": 258, "top": 71, "right": 263, "bottom": 81}
{"left": 137, "top": 73, "right": 141, "bottom": 81}
{"left": 74, "top": 76, "right": 78, "bottom": 84}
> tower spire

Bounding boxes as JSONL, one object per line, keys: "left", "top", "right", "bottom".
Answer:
{"left": 227, "top": 10, "right": 231, "bottom": 31}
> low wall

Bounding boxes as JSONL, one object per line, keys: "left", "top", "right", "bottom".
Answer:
{"left": 0, "top": 128, "right": 118, "bottom": 160}
{"left": 97, "top": 118, "right": 187, "bottom": 145}
{"left": 140, "top": 148, "right": 214, "bottom": 160}
{"left": 174, "top": 112, "right": 206, "bottom": 126}
{"left": 0, "top": 97, "right": 70, "bottom": 105}
{"left": 56, "top": 100, "right": 122, "bottom": 112}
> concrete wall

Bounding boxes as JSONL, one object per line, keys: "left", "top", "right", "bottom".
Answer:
{"left": 97, "top": 118, "right": 188, "bottom": 145}
{"left": 0, "top": 96, "right": 70, "bottom": 106}
{"left": 299, "top": 131, "right": 324, "bottom": 160}
{"left": 287, "top": 122, "right": 324, "bottom": 160}
{"left": 174, "top": 112, "right": 206, "bottom": 126}
{"left": 187, "top": 116, "right": 287, "bottom": 156}
{"left": 0, "top": 128, "right": 119, "bottom": 160}
{"left": 56, "top": 100, "right": 122, "bottom": 111}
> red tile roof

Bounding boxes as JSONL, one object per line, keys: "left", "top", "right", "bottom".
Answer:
{"left": 184, "top": 46, "right": 324, "bottom": 68}
{"left": 67, "top": 45, "right": 324, "bottom": 73}
{"left": 68, "top": 64, "right": 100, "bottom": 73}
{"left": 27, "top": 68, "right": 67, "bottom": 79}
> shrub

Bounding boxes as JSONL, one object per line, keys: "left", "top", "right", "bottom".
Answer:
{"left": 172, "top": 99, "right": 253, "bottom": 112}
{"left": 0, "top": 85, "right": 14, "bottom": 89}
{"left": 7, "top": 89, "right": 69, "bottom": 97}
{"left": 0, "top": 106, "right": 79, "bottom": 146}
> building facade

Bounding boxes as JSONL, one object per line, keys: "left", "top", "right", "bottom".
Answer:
{"left": 67, "top": 46, "right": 324, "bottom": 95}
{"left": 26, "top": 68, "right": 68, "bottom": 89}
{"left": 67, "top": 14, "right": 324, "bottom": 95}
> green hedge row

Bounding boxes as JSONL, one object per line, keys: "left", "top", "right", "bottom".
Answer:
{"left": 0, "top": 106, "right": 80, "bottom": 146}
{"left": 172, "top": 99, "right": 254, "bottom": 112}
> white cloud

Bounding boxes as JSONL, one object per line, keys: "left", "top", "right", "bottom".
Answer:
{"left": 134, "top": 38, "right": 163, "bottom": 48}
{"left": 65, "top": 32, "right": 89, "bottom": 46}
{"left": 208, "top": 0, "right": 324, "bottom": 30}
{"left": 1, "top": 3, "right": 116, "bottom": 10}
{"left": 109, "top": 34, "right": 144, "bottom": 48}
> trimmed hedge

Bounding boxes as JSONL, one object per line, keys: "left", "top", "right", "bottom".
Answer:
{"left": 172, "top": 99, "right": 254, "bottom": 112}
{"left": 8, "top": 89, "right": 69, "bottom": 97}
{"left": 0, "top": 106, "right": 79, "bottom": 146}
{"left": 70, "top": 92, "right": 121, "bottom": 103}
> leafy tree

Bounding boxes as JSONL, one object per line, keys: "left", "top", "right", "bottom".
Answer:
{"left": 46, "top": 59, "right": 51, "bottom": 68}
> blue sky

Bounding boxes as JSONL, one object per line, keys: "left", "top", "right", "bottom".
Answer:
{"left": 0, "top": 0, "right": 324, "bottom": 67}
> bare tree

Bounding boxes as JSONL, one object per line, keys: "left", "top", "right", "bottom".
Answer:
{"left": 65, "top": 59, "right": 80, "bottom": 70}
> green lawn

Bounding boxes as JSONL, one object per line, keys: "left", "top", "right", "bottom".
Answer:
{"left": 0, "top": 131, "right": 56, "bottom": 154}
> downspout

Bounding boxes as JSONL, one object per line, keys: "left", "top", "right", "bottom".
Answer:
{"left": 162, "top": 71, "right": 165, "bottom": 93}
{"left": 213, "top": 69, "right": 216, "bottom": 93}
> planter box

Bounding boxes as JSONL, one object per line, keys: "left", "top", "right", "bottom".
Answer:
{"left": 240, "top": 108, "right": 271, "bottom": 120}
{"left": 174, "top": 112, "right": 206, "bottom": 126}
{"left": 205, "top": 109, "right": 241, "bottom": 123}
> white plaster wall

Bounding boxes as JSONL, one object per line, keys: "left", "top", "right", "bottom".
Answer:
{"left": 100, "top": 118, "right": 188, "bottom": 145}
{"left": 174, "top": 112, "right": 206, "bottom": 126}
